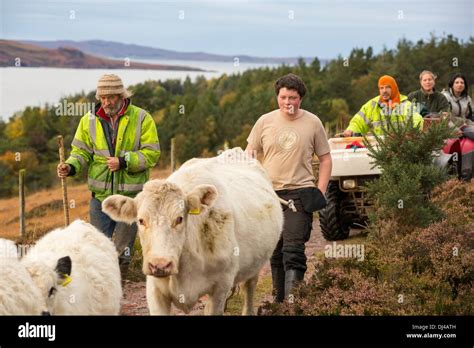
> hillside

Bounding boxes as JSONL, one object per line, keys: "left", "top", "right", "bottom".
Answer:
{"left": 0, "top": 167, "right": 172, "bottom": 241}
{"left": 0, "top": 40, "right": 205, "bottom": 71}
{"left": 20, "top": 39, "right": 318, "bottom": 64}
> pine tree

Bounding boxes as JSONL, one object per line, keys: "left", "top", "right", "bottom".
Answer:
{"left": 364, "top": 117, "right": 455, "bottom": 233}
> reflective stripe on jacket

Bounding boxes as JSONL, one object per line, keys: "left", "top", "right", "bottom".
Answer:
{"left": 346, "top": 95, "right": 424, "bottom": 135}
{"left": 66, "top": 103, "right": 160, "bottom": 202}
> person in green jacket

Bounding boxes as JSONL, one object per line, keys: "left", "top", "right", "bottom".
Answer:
{"left": 408, "top": 70, "right": 450, "bottom": 116}
{"left": 57, "top": 74, "right": 160, "bottom": 278}
{"left": 343, "top": 75, "right": 423, "bottom": 137}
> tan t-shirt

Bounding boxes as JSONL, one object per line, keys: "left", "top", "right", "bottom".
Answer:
{"left": 247, "top": 109, "right": 330, "bottom": 191}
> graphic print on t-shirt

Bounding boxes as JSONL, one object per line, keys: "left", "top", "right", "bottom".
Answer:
{"left": 276, "top": 127, "right": 300, "bottom": 151}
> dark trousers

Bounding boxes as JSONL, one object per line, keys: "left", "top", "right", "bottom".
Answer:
{"left": 271, "top": 189, "right": 313, "bottom": 273}
{"left": 89, "top": 197, "right": 137, "bottom": 266}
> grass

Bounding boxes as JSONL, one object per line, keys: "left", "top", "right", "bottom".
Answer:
{"left": 224, "top": 274, "right": 273, "bottom": 315}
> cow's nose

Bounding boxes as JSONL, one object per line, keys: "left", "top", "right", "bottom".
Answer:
{"left": 149, "top": 258, "right": 173, "bottom": 276}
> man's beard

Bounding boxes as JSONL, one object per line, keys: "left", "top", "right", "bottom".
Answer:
{"left": 105, "top": 101, "right": 122, "bottom": 117}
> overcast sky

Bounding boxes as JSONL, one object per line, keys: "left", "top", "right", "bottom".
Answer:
{"left": 1, "top": 0, "right": 473, "bottom": 59}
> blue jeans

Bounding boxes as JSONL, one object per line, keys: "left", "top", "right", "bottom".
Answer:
{"left": 89, "top": 197, "right": 137, "bottom": 267}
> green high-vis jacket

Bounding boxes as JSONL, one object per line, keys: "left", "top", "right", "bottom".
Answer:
{"left": 346, "top": 95, "right": 424, "bottom": 135}
{"left": 66, "top": 103, "right": 160, "bottom": 202}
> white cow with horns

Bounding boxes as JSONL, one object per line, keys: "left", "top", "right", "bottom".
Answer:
{"left": 102, "top": 148, "right": 283, "bottom": 315}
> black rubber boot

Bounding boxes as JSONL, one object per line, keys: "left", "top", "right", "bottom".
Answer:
{"left": 284, "top": 269, "right": 305, "bottom": 299}
{"left": 271, "top": 264, "right": 285, "bottom": 303}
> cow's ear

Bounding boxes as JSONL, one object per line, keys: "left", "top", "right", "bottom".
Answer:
{"left": 186, "top": 184, "right": 218, "bottom": 214}
{"left": 55, "top": 256, "right": 72, "bottom": 287}
{"left": 102, "top": 195, "right": 137, "bottom": 224}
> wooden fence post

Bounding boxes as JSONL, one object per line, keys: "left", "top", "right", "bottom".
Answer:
{"left": 171, "top": 137, "right": 176, "bottom": 172}
{"left": 19, "top": 169, "right": 25, "bottom": 238}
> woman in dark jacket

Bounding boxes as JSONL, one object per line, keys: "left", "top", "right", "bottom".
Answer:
{"left": 408, "top": 70, "right": 450, "bottom": 116}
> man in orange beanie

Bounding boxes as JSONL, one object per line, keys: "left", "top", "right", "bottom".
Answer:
{"left": 343, "top": 75, "right": 423, "bottom": 136}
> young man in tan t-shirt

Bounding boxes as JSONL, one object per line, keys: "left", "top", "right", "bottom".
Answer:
{"left": 246, "top": 73, "right": 332, "bottom": 302}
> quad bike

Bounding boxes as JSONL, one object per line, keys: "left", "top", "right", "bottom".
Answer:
{"left": 423, "top": 114, "right": 474, "bottom": 180}
{"left": 434, "top": 123, "right": 474, "bottom": 181}
{"left": 317, "top": 134, "right": 381, "bottom": 241}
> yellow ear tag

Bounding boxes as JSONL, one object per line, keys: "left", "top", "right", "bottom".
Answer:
{"left": 188, "top": 208, "right": 201, "bottom": 215}
{"left": 61, "top": 274, "right": 72, "bottom": 287}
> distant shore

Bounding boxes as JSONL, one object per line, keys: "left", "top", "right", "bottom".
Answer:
{"left": 0, "top": 40, "right": 207, "bottom": 71}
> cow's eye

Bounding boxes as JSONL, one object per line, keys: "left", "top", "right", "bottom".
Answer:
{"left": 48, "top": 287, "right": 57, "bottom": 297}
{"left": 175, "top": 216, "right": 183, "bottom": 226}
{"left": 138, "top": 218, "right": 145, "bottom": 226}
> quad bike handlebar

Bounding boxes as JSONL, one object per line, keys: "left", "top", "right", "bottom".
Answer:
{"left": 460, "top": 125, "right": 474, "bottom": 140}
{"left": 334, "top": 132, "right": 364, "bottom": 138}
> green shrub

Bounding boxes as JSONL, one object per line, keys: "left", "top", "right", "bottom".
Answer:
{"left": 365, "top": 117, "right": 454, "bottom": 234}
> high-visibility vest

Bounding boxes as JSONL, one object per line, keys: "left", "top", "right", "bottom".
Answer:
{"left": 346, "top": 95, "right": 424, "bottom": 135}
{"left": 66, "top": 103, "right": 160, "bottom": 202}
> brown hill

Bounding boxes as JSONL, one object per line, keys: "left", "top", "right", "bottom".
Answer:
{"left": 0, "top": 167, "right": 172, "bottom": 241}
{"left": 0, "top": 40, "right": 205, "bottom": 71}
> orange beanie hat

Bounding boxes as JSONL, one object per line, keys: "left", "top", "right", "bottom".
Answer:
{"left": 378, "top": 75, "right": 400, "bottom": 106}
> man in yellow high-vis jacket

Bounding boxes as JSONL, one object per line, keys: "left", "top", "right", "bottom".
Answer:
{"left": 343, "top": 75, "right": 423, "bottom": 137}
{"left": 57, "top": 74, "right": 160, "bottom": 277}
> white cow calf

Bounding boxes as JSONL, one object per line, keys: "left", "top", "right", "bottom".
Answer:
{"left": 21, "top": 220, "right": 122, "bottom": 315}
